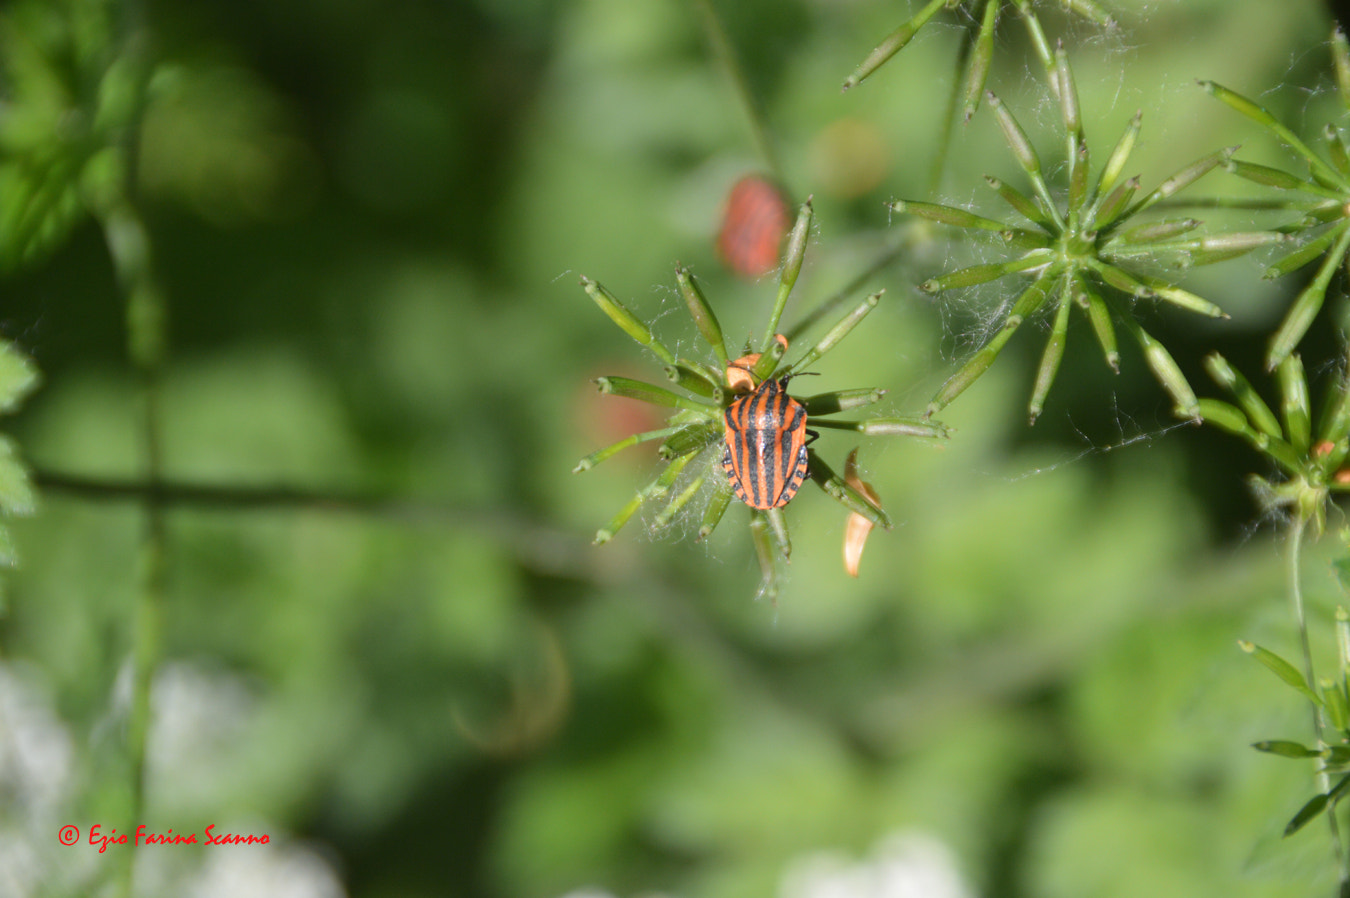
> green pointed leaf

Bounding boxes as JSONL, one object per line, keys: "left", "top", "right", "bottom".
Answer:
{"left": 574, "top": 425, "right": 687, "bottom": 472}
{"left": 1197, "top": 399, "right": 1302, "bottom": 475}
{"left": 842, "top": 0, "right": 949, "bottom": 92}
{"left": 1334, "top": 28, "right": 1350, "bottom": 110}
{"left": 1324, "top": 677, "right": 1350, "bottom": 731}
{"left": 988, "top": 92, "right": 1058, "bottom": 220}
{"left": 809, "top": 416, "right": 951, "bottom": 439}
{"left": 581, "top": 276, "right": 677, "bottom": 365}
{"left": 665, "top": 362, "right": 723, "bottom": 402}
{"left": 960, "top": 0, "right": 999, "bottom": 121}
{"left": 1028, "top": 281, "right": 1072, "bottom": 424}
{"left": 762, "top": 197, "right": 813, "bottom": 351}
{"left": 789, "top": 291, "right": 882, "bottom": 374}
{"left": 594, "top": 492, "right": 644, "bottom": 545}
{"left": 1240, "top": 640, "right": 1322, "bottom": 705}
{"left": 675, "top": 265, "right": 729, "bottom": 367}
{"left": 1116, "top": 316, "right": 1198, "bottom": 419}
{"left": 1095, "top": 110, "right": 1142, "bottom": 202}
{"left": 1267, "top": 225, "right": 1350, "bottom": 370}
{"left": 1203, "top": 352, "right": 1282, "bottom": 439}
{"left": 1077, "top": 276, "right": 1119, "bottom": 373}
{"left": 800, "top": 388, "right": 887, "bottom": 415}
{"left": 1286, "top": 792, "right": 1331, "bottom": 836}
{"left": 928, "top": 267, "right": 1059, "bottom": 415}
{"left": 1276, "top": 353, "right": 1312, "bottom": 454}
{"left": 658, "top": 423, "right": 720, "bottom": 460}
{"left": 1327, "top": 123, "right": 1350, "bottom": 176}
{"left": 764, "top": 506, "right": 791, "bottom": 561}
{"left": 748, "top": 512, "right": 779, "bottom": 600}
{"left": 920, "top": 251, "right": 1054, "bottom": 292}
{"left": 1252, "top": 739, "right": 1319, "bottom": 758}
{"left": 807, "top": 449, "right": 892, "bottom": 530}
{"left": 889, "top": 199, "right": 1012, "bottom": 232}
{"left": 1285, "top": 774, "right": 1350, "bottom": 837}
{"left": 1225, "top": 159, "right": 1336, "bottom": 196}
{"left": 985, "top": 176, "right": 1051, "bottom": 229}
{"left": 1201, "top": 80, "right": 1345, "bottom": 188}
{"left": 697, "top": 479, "right": 734, "bottom": 540}
{"left": 1264, "top": 223, "right": 1349, "bottom": 280}
{"left": 1125, "top": 147, "right": 1233, "bottom": 219}
{"left": 653, "top": 471, "right": 706, "bottom": 530}
{"left": 594, "top": 376, "right": 715, "bottom": 412}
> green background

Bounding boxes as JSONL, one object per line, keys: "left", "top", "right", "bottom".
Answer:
{"left": 3, "top": 0, "right": 1350, "bottom": 895}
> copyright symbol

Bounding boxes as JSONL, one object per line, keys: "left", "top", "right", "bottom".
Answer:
{"left": 58, "top": 825, "right": 78, "bottom": 846}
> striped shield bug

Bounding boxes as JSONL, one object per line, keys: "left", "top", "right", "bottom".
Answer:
{"left": 722, "top": 375, "right": 817, "bottom": 509}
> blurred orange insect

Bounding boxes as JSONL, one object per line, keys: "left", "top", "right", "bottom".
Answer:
{"left": 717, "top": 175, "right": 790, "bottom": 278}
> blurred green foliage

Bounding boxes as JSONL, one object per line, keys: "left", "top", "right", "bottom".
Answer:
{"left": 3, "top": 0, "right": 1350, "bottom": 896}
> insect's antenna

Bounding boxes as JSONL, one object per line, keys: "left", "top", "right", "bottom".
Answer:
{"left": 781, "top": 371, "right": 821, "bottom": 386}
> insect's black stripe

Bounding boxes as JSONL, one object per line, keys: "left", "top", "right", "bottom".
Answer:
{"left": 745, "top": 395, "right": 758, "bottom": 505}
{"left": 760, "top": 382, "right": 782, "bottom": 507}
{"left": 749, "top": 384, "right": 768, "bottom": 507}
{"left": 775, "top": 395, "right": 797, "bottom": 504}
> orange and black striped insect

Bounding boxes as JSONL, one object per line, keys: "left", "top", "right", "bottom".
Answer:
{"left": 722, "top": 376, "right": 817, "bottom": 509}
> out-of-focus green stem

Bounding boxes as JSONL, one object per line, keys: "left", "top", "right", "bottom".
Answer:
{"left": 1287, "top": 514, "right": 1350, "bottom": 889}
{"left": 93, "top": 77, "right": 165, "bottom": 898}
{"left": 691, "top": 0, "right": 784, "bottom": 186}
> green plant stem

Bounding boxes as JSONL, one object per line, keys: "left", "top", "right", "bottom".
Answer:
{"left": 104, "top": 199, "right": 165, "bottom": 898}
{"left": 928, "top": 16, "right": 975, "bottom": 196}
{"left": 785, "top": 236, "right": 909, "bottom": 343}
{"left": 1289, "top": 513, "right": 1350, "bottom": 890}
{"left": 691, "top": 0, "right": 784, "bottom": 187}
{"left": 89, "top": 32, "right": 163, "bottom": 882}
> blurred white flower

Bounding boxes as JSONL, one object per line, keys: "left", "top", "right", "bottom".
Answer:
{"left": 0, "top": 660, "right": 349, "bottom": 898}
{"left": 0, "top": 665, "right": 88, "bottom": 898}
{"left": 780, "top": 831, "right": 975, "bottom": 898}
{"left": 183, "top": 840, "right": 346, "bottom": 898}
{"left": 0, "top": 665, "right": 73, "bottom": 818}
{"left": 147, "top": 661, "right": 256, "bottom": 813}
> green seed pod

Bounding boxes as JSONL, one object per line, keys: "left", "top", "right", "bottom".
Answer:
{"left": 1277, "top": 353, "right": 1312, "bottom": 454}
{"left": 675, "top": 265, "right": 729, "bottom": 367}
{"left": 595, "top": 376, "right": 715, "bottom": 412}
{"left": 582, "top": 276, "right": 677, "bottom": 365}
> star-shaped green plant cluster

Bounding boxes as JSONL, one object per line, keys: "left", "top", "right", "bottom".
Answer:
{"left": 890, "top": 45, "right": 1284, "bottom": 423}
{"left": 574, "top": 199, "right": 948, "bottom": 598}
{"left": 1201, "top": 344, "right": 1350, "bottom": 840}
{"left": 1201, "top": 29, "right": 1350, "bottom": 371}
{"left": 1199, "top": 349, "right": 1350, "bottom": 536}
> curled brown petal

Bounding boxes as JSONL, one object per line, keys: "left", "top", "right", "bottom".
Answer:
{"left": 843, "top": 448, "right": 883, "bottom": 577}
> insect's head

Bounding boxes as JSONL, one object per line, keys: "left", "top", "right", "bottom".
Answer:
{"left": 726, "top": 334, "right": 791, "bottom": 395}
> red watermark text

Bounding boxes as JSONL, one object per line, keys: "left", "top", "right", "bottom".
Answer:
{"left": 60, "top": 824, "right": 270, "bottom": 853}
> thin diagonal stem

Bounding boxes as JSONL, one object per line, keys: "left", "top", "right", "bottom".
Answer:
{"left": 785, "top": 236, "right": 908, "bottom": 342}
{"left": 79, "top": 12, "right": 163, "bottom": 895}
{"left": 100, "top": 200, "right": 165, "bottom": 898}
{"left": 929, "top": 13, "right": 975, "bottom": 196}
{"left": 1289, "top": 513, "right": 1350, "bottom": 890}
{"left": 691, "top": 0, "right": 784, "bottom": 187}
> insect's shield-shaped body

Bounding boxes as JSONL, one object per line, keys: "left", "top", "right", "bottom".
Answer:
{"left": 722, "top": 377, "right": 811, "bottom": 509}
